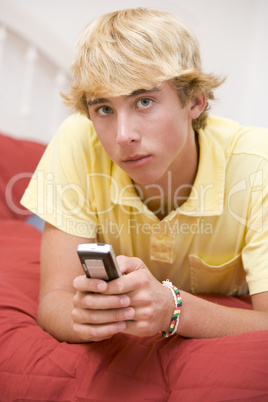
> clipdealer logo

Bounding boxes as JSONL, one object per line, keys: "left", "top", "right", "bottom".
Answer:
{"left": 64, "top": 217, "right": 214, "bottom": 238}
{"left": 5, "top": 169, "right": 265, "bottom": 233}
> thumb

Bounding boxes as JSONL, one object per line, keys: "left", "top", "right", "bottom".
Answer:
{"left": 116, "top": 255, "right": 147, "bottom": 275}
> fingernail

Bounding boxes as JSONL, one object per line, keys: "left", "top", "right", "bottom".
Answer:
{"left": 117, "top": 322, "right": 126, "bottom": 331}
{"left": 97, "top": 282, "right": 107, "bottom": 291}
{"left": 124, "top": 308, "right": 133, "bottom": 320}
{"left": 120, "top": 296, "right": 129, "bottom": 307}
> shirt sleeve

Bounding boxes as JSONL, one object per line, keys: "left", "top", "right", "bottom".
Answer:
{"left": 21, "top": 114, "right": 98, "bottom": 238}
{"left": 242, "top": 158, "right": 268, "bottom": 295}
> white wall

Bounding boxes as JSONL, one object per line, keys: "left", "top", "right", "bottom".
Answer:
{"left": 0, "top": 0, "right": 268, "bottom": 141}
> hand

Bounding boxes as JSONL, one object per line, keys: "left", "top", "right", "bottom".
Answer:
{"left": 72, "top": 256, "right": 174, "bottom": 342}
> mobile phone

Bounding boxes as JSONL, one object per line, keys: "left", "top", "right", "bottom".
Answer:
{"left": 77, "top": 243, "right": 122, "bottom": 281}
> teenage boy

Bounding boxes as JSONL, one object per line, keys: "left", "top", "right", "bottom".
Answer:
{"left": 21, "top": 8, "right": 268, "bottom": 343}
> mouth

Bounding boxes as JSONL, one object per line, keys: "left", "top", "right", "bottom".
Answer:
{"left": 123, "top": 154, "right": 151, "bottom": 167}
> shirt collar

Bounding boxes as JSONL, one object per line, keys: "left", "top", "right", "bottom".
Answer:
{"left": 177, "top": 128, "right": 225, "bottom": 217}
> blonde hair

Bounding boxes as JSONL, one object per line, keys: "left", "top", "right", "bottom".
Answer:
{"left": 64, "top": 8, "right": 224, "bottom": 130}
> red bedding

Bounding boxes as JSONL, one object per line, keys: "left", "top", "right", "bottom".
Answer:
{"left": 0, "top": 133, "right": 268, "bottom": 401}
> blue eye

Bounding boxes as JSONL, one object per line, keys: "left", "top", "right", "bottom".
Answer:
{"left": 98, "top": 105, "right": 113, "bottom": 115}
{"left": 137, "top": 98, "right": 152, "bottom": 108}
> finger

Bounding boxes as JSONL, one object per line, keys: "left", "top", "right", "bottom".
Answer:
{"left": 73, "top": 275, "right": 108, "bottom": 293}
{"left": 122, "top": 319, "right": 154, "bottom": 338}
{"left": 116, "top": 255, "right": 146, "bottom": 275}
{"left": 106, "top": 268, "right": 150, "bottom": 296}
{"left": 73, "top": 321, "right": 127, "bottom": 342}
{"left": 71, "top": 306, "right": 135, "bottom": 325}
{"left": 73, "top": 292, "right": 130, "bottom": 309}
{"left": 121, "top": 312, "right": 165, "bottom": 338}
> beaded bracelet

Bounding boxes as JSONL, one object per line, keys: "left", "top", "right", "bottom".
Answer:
{"left": 161, "top": 280, "right": 182, "bottom": 338}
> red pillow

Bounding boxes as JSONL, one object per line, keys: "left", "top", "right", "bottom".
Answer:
{"left": 0, "top": 132, "right": 46, "bottom": 220}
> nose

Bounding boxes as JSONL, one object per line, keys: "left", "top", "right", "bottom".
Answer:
{"left": 115, "top": 112, "right": 140, "bottom": 146}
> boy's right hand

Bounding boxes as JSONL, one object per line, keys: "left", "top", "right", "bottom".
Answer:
{"left": 72, "top": 275, "right": 132, "bottom": 342}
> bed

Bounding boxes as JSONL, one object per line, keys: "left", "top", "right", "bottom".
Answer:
{"left": 1, "top": 5, "right": 268, "bottom": 402}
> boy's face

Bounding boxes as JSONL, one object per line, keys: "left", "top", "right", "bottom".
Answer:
{"left": 87, "top": 81, "right": 197, "bottom": 188}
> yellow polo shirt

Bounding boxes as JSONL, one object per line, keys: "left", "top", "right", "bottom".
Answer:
{"left": 21, "top": 113, "right": 268, "bottom": 296}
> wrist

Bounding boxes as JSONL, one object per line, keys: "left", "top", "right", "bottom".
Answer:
{"left": 161, "top": 280, "right": 182, "bottom": 338}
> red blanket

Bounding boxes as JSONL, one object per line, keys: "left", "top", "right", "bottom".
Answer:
{"left": 0, "top": 220, "right": 268, "bottom": 401}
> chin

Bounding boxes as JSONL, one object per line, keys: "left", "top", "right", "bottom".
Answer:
{"left": 131, "top": 172, "right": 163, "bottom": 187}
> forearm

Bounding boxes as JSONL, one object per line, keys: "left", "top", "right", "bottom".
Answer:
{"left": 177, "top": 291, "right": 268, "bottom": 338}
{"left": 38, "top": 289, "right": 86, "bottom": 343}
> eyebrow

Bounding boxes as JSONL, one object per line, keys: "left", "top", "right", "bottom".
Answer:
{"left": 87, "top": 98, "right": 109, "bottom": 106}
{"left": 87, "top": 87, "right": 160, "bottom": 106}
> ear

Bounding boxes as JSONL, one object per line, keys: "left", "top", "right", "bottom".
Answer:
{"left": 189, "top": 95, "right": 206, "bottom": 119}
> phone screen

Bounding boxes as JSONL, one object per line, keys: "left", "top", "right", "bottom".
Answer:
{"left": 77, "top": 243, "right": 121, "bottom": 281}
